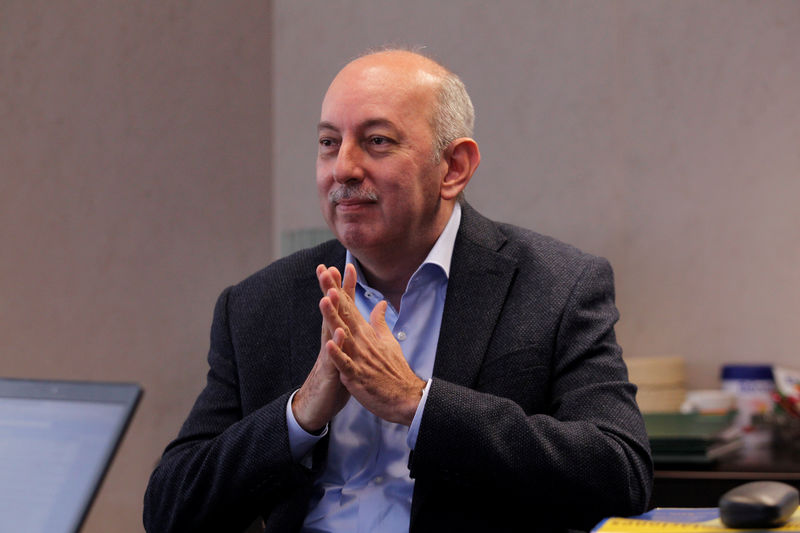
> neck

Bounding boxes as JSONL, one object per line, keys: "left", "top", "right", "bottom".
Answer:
{"left": 351, "top": 202, "right": 455, "bottom": 309}
{"left": 355, "top": 253, "right": 425, "bottom": 310}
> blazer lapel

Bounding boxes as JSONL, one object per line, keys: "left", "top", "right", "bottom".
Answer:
{"left": 432, "top": 203, "right": 517, "bottom": 388}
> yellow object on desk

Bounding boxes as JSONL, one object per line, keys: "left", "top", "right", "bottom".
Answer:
{"left": 594, "top": 508, "right": 800, "bottom": 533}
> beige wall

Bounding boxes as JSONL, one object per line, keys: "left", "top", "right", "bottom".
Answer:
{"left": 3, "top": 1, "right": 800, "bottom": 531}
{"left": 0, "top": 1, "right": 271, "bottom": 531}
{"left": 274, "top": 1, "right": 800, "bottom": 388}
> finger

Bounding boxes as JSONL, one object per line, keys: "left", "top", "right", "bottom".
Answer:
{"left": 320, "top": 294, "right": 348, "bottom": 333}
{"left": 317, "top": 265, "right": 342, "bottom": 295}
{"left": 328, "top": 266, "right": 342, "bottom": 289}
{"left": 343, "top": 263, "right": 357, "bottom": 299}
{"left": 327, "top": 287, "right": 362, "bottom": 330}
{"left": 317, "top": 265, "right": 334, "bottom": 342}
{"left": 332, "top": 326, "right": 346, "bottom": 347}
{"left": 326, "top": 287, "right": 342, "bottom": 310}
{"left": 317, "top": 264, "right": 334, "bottom": 295}
{"left": 320, "top": 321, "right": 332, "bottom": 342}
{"left": 326, "top": 331, "right": 354, "bottom": 376}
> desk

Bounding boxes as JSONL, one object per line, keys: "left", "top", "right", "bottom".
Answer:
{"left": 651, "top": 445, "right": 800, "bottom": 507}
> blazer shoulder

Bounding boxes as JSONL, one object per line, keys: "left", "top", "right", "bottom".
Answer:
{"left": 226, "top": 239, "right": 346, "bottom": 308}
{"left": 498, "top": 222, "right": 602, "bottom": 266}
{"left": 459, "top": 201, "right": 603, "bottom": 268}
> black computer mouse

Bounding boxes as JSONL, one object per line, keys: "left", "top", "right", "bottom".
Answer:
{"left": 719, "top": 481, "right": 799, "bottom": 529}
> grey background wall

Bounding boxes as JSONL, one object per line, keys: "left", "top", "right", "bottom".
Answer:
{"left": 1, "top": 2, "right": 271, "bottom": 531}
{"left": 1, "top": 1, "right": 798, "bottom": 531}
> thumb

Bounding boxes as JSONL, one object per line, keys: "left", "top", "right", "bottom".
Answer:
{"left": 369, "top": 300, "right": 392, "bottom": 335}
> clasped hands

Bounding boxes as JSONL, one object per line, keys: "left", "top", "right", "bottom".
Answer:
{"left": 291, "top": 263, "right": 426, "bottom": 433}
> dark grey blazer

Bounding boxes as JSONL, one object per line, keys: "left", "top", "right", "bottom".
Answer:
{"left": 144, "top": 202, "right": 653, "bottom": 533}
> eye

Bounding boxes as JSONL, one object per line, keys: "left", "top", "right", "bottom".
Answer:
{"left": 318, "top": 137, "right": 339, "bottom": 153}
{"left": 368, "top": 135, "right": 394, "bottom": 148}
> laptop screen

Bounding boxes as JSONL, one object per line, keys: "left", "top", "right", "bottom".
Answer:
{"left": 0, "top": 378, "right": 141, "bottom": 533}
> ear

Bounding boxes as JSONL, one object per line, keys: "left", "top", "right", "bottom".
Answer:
{"left": 440, "top": 138, "right": 480, "bottom": 201}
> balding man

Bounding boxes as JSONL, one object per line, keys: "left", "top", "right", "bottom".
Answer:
{"left": 144, "top": 49, "right": 652, "bottom": 533}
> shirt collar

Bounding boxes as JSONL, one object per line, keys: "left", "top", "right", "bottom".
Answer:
{"left": 345, "top": 201, "right": 462, "bottom": 283}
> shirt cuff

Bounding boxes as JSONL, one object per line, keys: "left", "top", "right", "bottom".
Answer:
{"left": 286, "top": 389, "right": 328, "bottom": 463}
{"left": 406, "top": 378, "right": 432, "bottom": 449}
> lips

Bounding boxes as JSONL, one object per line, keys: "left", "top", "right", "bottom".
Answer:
{"left": 336, "top": 198, "right": 374, "bottom": 205}
{"left": 335, "top": 198, "right": 376, "bottom": 211}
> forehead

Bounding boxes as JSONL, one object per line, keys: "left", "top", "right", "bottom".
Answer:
{"left": 319, "top": 57, "right": 440, "bottom": 134}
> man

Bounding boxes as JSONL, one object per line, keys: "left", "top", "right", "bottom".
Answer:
{"left": 144, "top": 49, "right": 652, "bottom": 533}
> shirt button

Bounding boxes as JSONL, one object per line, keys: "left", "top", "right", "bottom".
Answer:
{"left": 365, "top": 291, "right": 374, "bottom": 299}
{"left": 374, "top": 476, "right": 384, "bottom": 484}
{"left": 396, "top": 331, "right": 407, "bottom": 341}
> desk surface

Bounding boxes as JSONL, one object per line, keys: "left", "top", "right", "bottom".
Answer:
{"left": 651, "top": 444, "right": 800, "bottom": 507}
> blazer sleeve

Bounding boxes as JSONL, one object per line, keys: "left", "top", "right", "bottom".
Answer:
{"left": 409, "top": 256, "right": 652, "bottom": 530}
{"left": 143, "top": 286, "right": 315, "bottom": 533}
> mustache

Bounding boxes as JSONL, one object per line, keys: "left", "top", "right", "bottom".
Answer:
{"left": 328, "top": 185, "right": 379, "bottom": 204}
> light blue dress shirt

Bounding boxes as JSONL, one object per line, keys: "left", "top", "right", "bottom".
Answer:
{"left": 285, "top": 203, "right": 462, "bottom": 533}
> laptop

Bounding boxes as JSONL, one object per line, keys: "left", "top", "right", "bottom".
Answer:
{"left": 0, "top": 378, "right": 142, "bottom": 533}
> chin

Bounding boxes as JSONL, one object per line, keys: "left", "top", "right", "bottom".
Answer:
{"left": 335, "top": 228, "right": 384, "bottom": 253}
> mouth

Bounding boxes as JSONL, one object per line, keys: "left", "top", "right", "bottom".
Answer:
{"left": 336, "top": 197, "right": 375, "bottom": 205}
{"left": 334, "top": 198, "right": 376, "bottom": 212}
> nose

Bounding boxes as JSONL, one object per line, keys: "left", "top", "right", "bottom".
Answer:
{"left": 332, "top": 139, "right": 366, "bottom": 184}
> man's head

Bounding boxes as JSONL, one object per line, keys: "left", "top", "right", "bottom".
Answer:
{"left": 316, "top": 49, "right": 480, "bottom": 267}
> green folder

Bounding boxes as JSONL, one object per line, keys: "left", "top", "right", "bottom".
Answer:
{"left": 644, "top": 412, "right": 740, "bottom": 463}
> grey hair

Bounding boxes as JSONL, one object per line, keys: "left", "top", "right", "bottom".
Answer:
{"left": 430, "top": 70, "right": 475, "bottom": 163}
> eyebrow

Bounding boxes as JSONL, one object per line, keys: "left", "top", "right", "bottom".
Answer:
{"left": 317, "top": 118, "right": 399, "bottom": 133}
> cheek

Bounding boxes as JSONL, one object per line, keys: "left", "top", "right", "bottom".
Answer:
{"left": 316, "top": 179, "right": 333, "bottom": 220}
{"left": 413, "top": 166, "right": 444, "bottom": 205}
{"left": 316, "top": 167, "right": 331, "bottom": 196}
